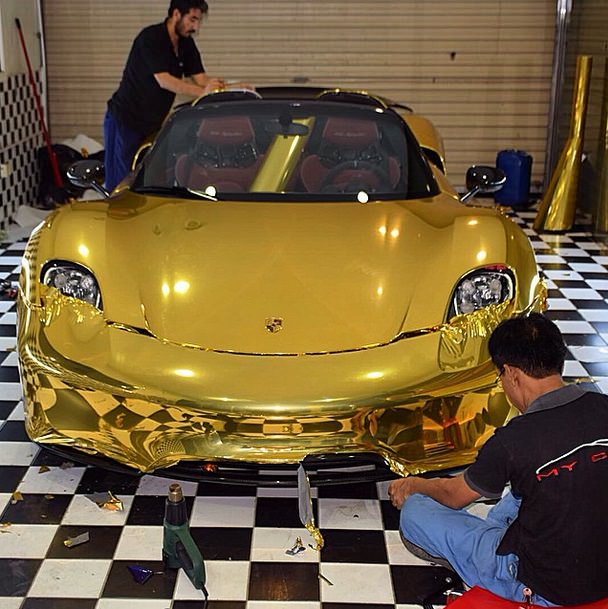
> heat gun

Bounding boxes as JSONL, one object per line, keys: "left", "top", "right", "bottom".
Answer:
{"left": 162, "top": 483, "right": 208, "bottom": 603}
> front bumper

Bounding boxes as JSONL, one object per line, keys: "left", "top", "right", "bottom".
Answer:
{"left": 18, "top": 288, "right": 542, "bottom": 478}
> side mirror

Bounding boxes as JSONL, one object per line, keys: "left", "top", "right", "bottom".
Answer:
{"left": 67, "top": 159, "right": 109, "bottom": 199}
{"left": 461, "top": 165, "right": 506, "bottom": 203}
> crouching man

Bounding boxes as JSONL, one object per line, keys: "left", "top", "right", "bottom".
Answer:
{"left": 388, "top": 313, "right": 608, "bottom": 606}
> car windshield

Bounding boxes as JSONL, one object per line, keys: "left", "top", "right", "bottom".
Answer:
{"left": 132, "top": 100, "right": 439, "bottom": 201}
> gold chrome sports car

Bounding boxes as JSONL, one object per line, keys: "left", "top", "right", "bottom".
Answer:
{"left": 17, "top": 87, "right": 545, "bottom": 484}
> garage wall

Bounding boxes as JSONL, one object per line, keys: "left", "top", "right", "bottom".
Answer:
{"left": 0, "top": 0, "right": 43, "bottom": 228}
{"left": 43, "top": 0, "right": 556, "bottom": 190}
{"left": 559, "top": 0, "right": 608, "bottom": 217}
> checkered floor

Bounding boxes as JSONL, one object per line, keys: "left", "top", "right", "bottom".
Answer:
{"left": 1, "top": 208, "right": 608, "bottom": 609}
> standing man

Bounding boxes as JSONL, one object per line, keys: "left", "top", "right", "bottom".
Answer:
{"left": 388, "top": 313, "right": 608, "bottom": 606}
{"left": 104, "top": 0, "right": 226, "bottom": 191}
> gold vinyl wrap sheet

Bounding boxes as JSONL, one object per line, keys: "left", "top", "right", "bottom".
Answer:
{"left": 18, "top": 272, "right": 546, "bottom": 477}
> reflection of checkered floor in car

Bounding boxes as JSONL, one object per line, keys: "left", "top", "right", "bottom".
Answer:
{"left": 1, "top": 209, "right": 608, "bottom": 609}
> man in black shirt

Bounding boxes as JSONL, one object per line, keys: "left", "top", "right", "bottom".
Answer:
{"left": 388, "top": 313, "right": 608, "bottom": 606}
{"left": 104, "top": 0, "right": 227, "bottom": 191}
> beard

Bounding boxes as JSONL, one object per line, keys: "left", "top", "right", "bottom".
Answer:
{"left": 176, "top": 16, "right": 196, "bottom": 38}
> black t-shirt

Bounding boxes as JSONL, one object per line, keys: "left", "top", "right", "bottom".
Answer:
{"left": 108, "top": 21, "right": 205, "bottom": 137}
{"left": 464, "top": 385, "right": 608, "bottom": 605}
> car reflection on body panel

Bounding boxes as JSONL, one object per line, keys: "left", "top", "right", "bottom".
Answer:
{"left": 17, "top": 87, "right": 545, "bottom": 485}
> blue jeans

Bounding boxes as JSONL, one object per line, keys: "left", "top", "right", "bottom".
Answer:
{"left": 400, "top": 492, "right": 560, "bottom": 607}
{"left": 103, "top": 110, "right": 143, "bottom": 192}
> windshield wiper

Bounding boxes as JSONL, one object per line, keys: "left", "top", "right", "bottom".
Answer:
{"left": 132, "top": 185, "right": 218, "bottom": 201}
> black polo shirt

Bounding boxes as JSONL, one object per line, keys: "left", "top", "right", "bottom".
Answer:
{"left": 464, "top": 385, "right": 608, "bottom": 605}
{"left": 108, "top": 21, "right": 205, "bottom": 137}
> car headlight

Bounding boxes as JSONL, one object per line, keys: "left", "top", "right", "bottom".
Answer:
{"left": 42, "top": 261, "right": 103, "bottom": 309}
{"left": 449, "top": 266, "right": 514, "bottom": 318}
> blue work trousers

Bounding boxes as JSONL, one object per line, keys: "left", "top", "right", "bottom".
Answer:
{"left": 400, "top": 492, "right": 559, "bottom": 606}
{"left": 103, "top": 110, "right": 143, "bottom": 192}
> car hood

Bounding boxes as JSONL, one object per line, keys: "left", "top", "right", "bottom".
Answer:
{"left": 48, "top": 194, "right": 518, "bottom": 354}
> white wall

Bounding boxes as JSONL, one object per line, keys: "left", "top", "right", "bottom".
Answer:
{"left": 0, "top": 0, "right": 41, "bottom": 78}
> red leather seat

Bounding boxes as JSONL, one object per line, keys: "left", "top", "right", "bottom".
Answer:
{"left": 447, "top": 586, "right": 608, "bottom": 609}
{"left": 175, "top": 116, "right": 262, "bottom": 192}
{"left": 299, "top": 116, "right": 400, "bottom": 193}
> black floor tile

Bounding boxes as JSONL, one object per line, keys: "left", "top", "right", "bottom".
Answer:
{"left": 190, "top": 526, "right": 252, "bottom": 561}
{"left": 318, "top": 482, "right": 380, "bottom": 500}
{"left": 102, "top": 560, "right": 177, "bottom": 598}
{"left": 248, "top": 562, "right": 320, "bottom": 601}
{"left": 0, "top": 420, "right": 31, "bottom": 442}
{"left": 320, "top": 529, "right": 387, "bottom": 563}
{"left": 0, "top": 399, "right": 19, "bottom": 419}
{"left": 561, "top": 333, "right": 607, "bottom": 346}
{"left": 0, "top": 492, "right": 72, "bottom": 524}
{"left": 391, "top": 564, "right": 462, "bottom": 604}
{"left": 380, "top": 499, "right": 400, "bottom": 530}
{"left": 0, "top": 365, "right": 20, "bottom": 382}
{"left": 0, "top": 324, "right": 16, "bottom": 336}
{"left": 0, "top": 465, "right": 27, "bottom": 492}
{"left": 0, "top": 558, "right": 41, "bottom": 596}
{"left": 197, "top": 482, "right": 256, "bottom": 496}
{"left": 21, "top": 599, "right": 97, "bottom": 609}
{"left": 583, "top": 362, "right": 608, "bottom": 377}
{"left": 75, "top": 467, "right": 141, "bottom": 495}
{"left": 127, "top": 494, "right": 194, "bottom": 526}
{"left": 173, "top": 602, "right": 245, "bottom": 608}
{"left": 46, "top": 525, "right": 122, "bottom": 559}
{"left": 571, "top": 299, "right": 608, "bottom": 309}
{"left": 255, "top": 497, "right": 309, "bottom": 528}
{"left": 544, "top": 310, "right": 584, "bottom": 321}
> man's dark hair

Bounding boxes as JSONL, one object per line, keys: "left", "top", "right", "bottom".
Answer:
{"left": 488, "top": 313, "right": 567, "bottom": 378}
{"left": 168, "top": 0, "right": 209, "bottom": 17}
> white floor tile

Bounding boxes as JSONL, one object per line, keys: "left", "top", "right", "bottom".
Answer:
{"left": 256, "top": 485, "right": 318, "bottom": 499}
{"left": 0, "top": 598, "right": 24, "bottom": 609}
{"left": 569, "top": 263, "right": 608, "bottom": 273}
{"left": 587, "top": 280, "right": 608, "bottom": 290}
{"left": 546, "top": 298, "right": 576, "bottom": 311}
{"left": 96, "top": 600, "right": 170, "bottom": 609}
{"left": 563, "top": 360, "right": 589, "bottom": 378}
{"left": 113, "top": 525, "right": 163, "bottom": 560}
{"left": 174, "top": 560, "right": 249, "bottom": 600}
{"left": 543, "top": 270, "right": 582, "bottom": 281}
{"left": 0, "top": 352, "right": 18, "bottom": 367}
{"left": 568, "top": 345, "right": 608, "bottom": 362}
{"left": 247, "top": 603, "right": 320, "bottom": 609}
{"left": 7, "top": 400, "right": 24, "bottom": 421}
{"left": 578, "top": 310, "right": 608, "bottom": 323}
{"left": 535, "top": 255, "right": 568, "bottom": 264}
{"left": 384, "top": 530, "right": 431, "bottom": 566}
{"left": 553, "top": 320, "right": 596, "bottom": 334}
{"left": 0, "top": 524, "right": 58, "bottom": 558}
{"left": 136, "top": 475, "right": 198, "bottom": 496}
{"left": 17, "top": 466, "right": 87, "bottom": 495}
{"left": 0, "top": 314, "right": 16, "bottom": 326}
{"left": 190, "top": 496, "right": 256, "bottom": 527}
{"left": 0, "top": 382, "right": 22, "bottom": 400}
{"left": 559, "top": 288, "right": 602, "bottom": 300}
{"left": 0, "top": 442, "right": 37, "bottom": 466}
{"left": 318, "top": 562, "right": 394, "bottom": 603}
{"left": 552, "top": 247, "right": 588, "bottom": 256}
{"left": 318, "top": 498, "right": 383, "bottom": 530}
{"left": 28, "top": 558, "right": 111, "bottom": 597}
{"left": 61, "top": 494, "right": 134, "bottom": 526}
{"left": 250, "top": 527, "right": 320, "bottom": 562}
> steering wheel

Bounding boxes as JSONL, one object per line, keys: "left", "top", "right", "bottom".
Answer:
{"left": 320, "top": 160, "right": 392, "bottom": 193}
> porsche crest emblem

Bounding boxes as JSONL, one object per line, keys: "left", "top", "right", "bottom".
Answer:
{"left": 265, "top": 317, "right": 284, "bottom": 333}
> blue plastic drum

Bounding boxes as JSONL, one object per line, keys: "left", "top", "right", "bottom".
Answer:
{"left": 495, "top": 149, "right": 532, "bottom": 208}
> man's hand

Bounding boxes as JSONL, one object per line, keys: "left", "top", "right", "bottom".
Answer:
{"left": 202, "top": 77, "right": 226, "bottom": 93}
{"left": 388, "top": 477, "right": 417, "bottom": 509}
{"left": 387, "top": 473, "right": 481, "bottom": 511}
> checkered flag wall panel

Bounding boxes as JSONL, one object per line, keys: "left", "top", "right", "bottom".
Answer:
{"left": 0, "top": 71, "right": 44, "bottom": 230}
